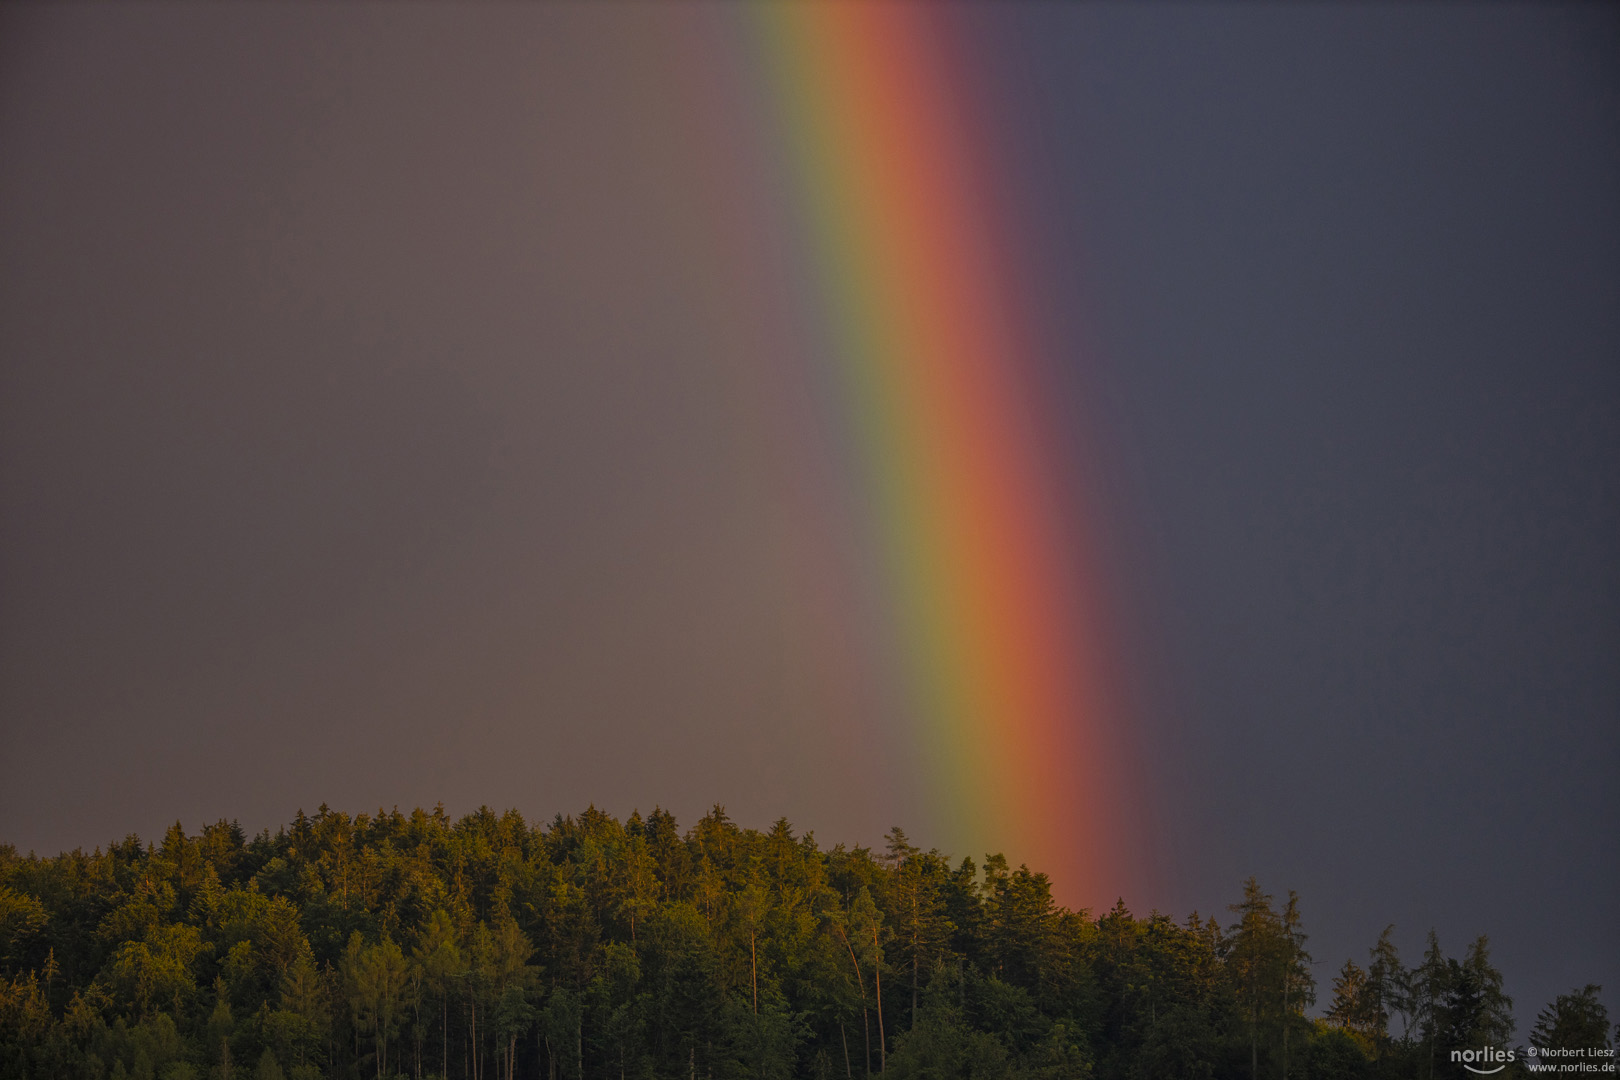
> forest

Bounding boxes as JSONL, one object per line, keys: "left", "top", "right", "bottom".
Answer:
{"left": 0, "top": 805, "right": 1610, "bottom": 1079}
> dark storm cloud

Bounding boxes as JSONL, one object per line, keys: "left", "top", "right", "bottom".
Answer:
{"left": 1002, "top": 2, "right": 1618, "bottom": 1029}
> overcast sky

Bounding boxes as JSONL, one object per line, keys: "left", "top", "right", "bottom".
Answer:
{"left": 1, "top": 3, "right": 1615, "bottom": 1030}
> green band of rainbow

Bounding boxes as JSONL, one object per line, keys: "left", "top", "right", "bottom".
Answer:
{"left": 685, "top": 4, "right": 1148, "bottom": 903}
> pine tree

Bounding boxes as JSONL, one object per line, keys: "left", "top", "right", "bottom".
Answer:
{"left": 1278, "top": 891, "right": 1314, "bottom": 1080}
{"left": 1328, "top": 961, "right": 1375, "bottom": 1048}
{"left": 1458, "top": 935, "right": 1513, "bottom": 1050}
{"left": 3, "top": 805, "right": 1607, "bottom": 1080}
{"left": 1227, "top": 877, "right": 1280, "bottom": 1080}
{"left": 1531, "top": 985, "right": 1611, "bottom": 1053}
{"left": 412, "top": 909, "right": 462, "bottom": 1080}
{"left": 1365, "top": 924, "right": 1406, "bottom": 1056}
{"left": 251, "top": 1048, "right": 285, "bottom": 1080}
{"left": 1412, "top": 931, "right": 1451, "bottom": 1080}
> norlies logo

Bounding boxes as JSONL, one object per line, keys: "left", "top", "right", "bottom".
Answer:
{"left": 1454, "top": 1045, "right": 1517, "bottom": 1075}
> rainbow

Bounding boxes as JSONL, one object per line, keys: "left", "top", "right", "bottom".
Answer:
{"left": 676, "top": 5, "right": 1151, "bottom": 907}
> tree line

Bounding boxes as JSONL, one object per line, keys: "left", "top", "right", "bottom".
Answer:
{"left": 0, "top": 805, "right": 1610, "bottom": 1079}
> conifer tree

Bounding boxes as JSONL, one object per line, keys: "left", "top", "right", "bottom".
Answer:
{"left": 0, "top": 807, "right": 1604, "bottom": 1080}
{"left": 1227, "top": 877, "right": 1280, "bottom": 1080}
{"left": 1531, "top": 985, "right": 1611, "bottom": 1054}
{"left": 1279, "top": 891, "right": 1315, "bottom": 1079}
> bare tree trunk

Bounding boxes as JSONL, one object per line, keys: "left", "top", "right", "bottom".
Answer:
{"left": 751, "top": 930, "right": 759, "bottom": 1014}
{"left": 1250, "top": 1010, "right": 1257, "bottom": 1080}
{"left": 873, "top": 926, "right": 885, "bottom": 1074}
{"left": 840, "top": 1021, "right": 852, "bottom": 1080}
{"left": 836, "top": 926, "right": 869, "bottom": 1077}
{"left": 910, "top": 891, "right": 919, "bottom": 1030}
{"left": 1250, "top": 944, "right": 1258, "bottom": 1080}
{"left": 1282, "top": 969, "right": 1290, "bottom": 1080}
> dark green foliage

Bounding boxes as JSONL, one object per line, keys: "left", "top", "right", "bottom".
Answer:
{"left": 886, "top": 1000, "right": 1013, "bottom": 1080}
{"left": 1530, "top": 985, "right": 1609, "bottom": 1054}
{"left": 0, "top": 808, "right": 1580, "bottom": 1079}
{"left": 1303, "top": 1025, "right": 1372, "bottom": 1080}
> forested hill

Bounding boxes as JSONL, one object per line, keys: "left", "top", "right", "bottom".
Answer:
{"left": 0, "top": 806, "right": 1607, "bottom": 1079}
